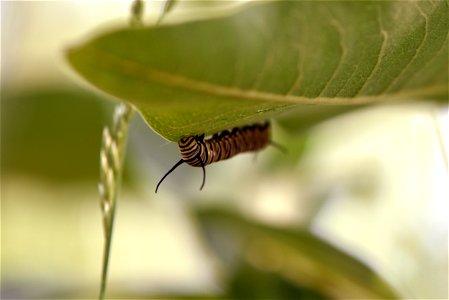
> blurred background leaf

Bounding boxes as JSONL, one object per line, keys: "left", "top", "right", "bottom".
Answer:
{"left": 194, "top": 207, "right": 399, "bottom": 299}
{"left": 2, "top": 89, "right": 110, "bottom": 181}
{"left": 66, "top": 1, "right": 448, "bottom": 141}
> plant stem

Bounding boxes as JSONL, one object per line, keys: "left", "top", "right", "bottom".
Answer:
{"left": 98, "top": 103, "right": 133, "bottom": 300}
{"left": 432, "top": 106, "right": 448, "bottom": 172}
{"left": 98, "top": 1, "right": 143, "bottom": 299}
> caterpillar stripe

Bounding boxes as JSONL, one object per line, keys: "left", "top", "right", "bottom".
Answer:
{"left": 155, "top": 122, "right": 281, "bottom": 193}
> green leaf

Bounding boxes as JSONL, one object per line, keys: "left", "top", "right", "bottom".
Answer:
{"left": 194, "top": 207, "right": 400, "bottom": 299}
{"left": 66, "top": 1, "right": 448, "bottom": 141}
{"left": 227, "top": 262, "right": 328, "bottom": 299}
{"left": 2, "top": 89, "right": 110, "bottom": 181}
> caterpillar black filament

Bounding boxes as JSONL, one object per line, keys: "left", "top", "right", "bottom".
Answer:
{"left": 155, "top": 122, "right": 281, "bottom": 193}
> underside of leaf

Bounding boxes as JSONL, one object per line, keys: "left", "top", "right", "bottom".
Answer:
{"left": 66, "top": 1, "right": 448, "bottom": 141}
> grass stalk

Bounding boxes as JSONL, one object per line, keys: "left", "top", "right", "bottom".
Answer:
{"left": 97, "top": 2, "right": 143, "bottom": 299}
{"left": 98, "top": 103, "right": 133, "bottom": 300}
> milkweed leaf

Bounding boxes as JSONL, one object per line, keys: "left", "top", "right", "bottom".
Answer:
{"left": 66, "top": 1, "right": 448, "bottom": 141}
{"left": 195, "top": 207, "right": 400, "bottom": 299}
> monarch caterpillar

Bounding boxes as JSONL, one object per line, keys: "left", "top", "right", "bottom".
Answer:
{"left": 155, "top": 122, "right": 282, "bottom": 193}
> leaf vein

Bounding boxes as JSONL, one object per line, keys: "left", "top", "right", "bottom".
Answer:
{"left": 88, "top": 46, "right": 446, "bottom": 106}
{"left": 286, "top": 11, "right": 307, "bottom": 96}
{"left": 355, "top": 6, "right": 387, "bottom": 96}
{"left": 390, "top": 2, "right": 448, "bottom": 90}
{"left": 319, "top": 14, "right": 347, "bottom": 97}
{"left": 383, "top": 2, "right": 429, "bottom": 93}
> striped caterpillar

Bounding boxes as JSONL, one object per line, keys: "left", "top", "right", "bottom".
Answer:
{"left": 155, "top": 122, "right": 282, "bottom": 192}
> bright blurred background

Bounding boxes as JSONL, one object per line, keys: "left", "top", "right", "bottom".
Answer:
{"left": 1, "top": 1, "right": 448, "bottom": 299}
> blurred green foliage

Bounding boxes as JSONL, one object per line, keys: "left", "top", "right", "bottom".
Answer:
{"left": 227, "top": 262, "right": 327, "bottom": 299}
{"left": 1, "top": 89, "right": 111, "bottom": 181}
{"left": 194, "top": 207, "right": 399, "bottom": 299}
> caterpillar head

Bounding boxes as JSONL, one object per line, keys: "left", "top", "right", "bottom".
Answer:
{"left": 178, "top": 136, "right": 201, "bottom": 160}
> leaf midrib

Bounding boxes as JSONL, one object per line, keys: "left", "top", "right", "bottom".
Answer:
{"left": 70, "top": 45, "right": 447, "bottom": 106}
